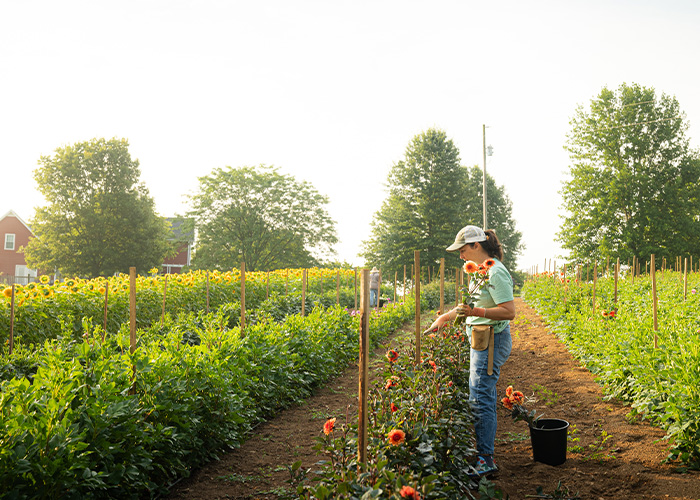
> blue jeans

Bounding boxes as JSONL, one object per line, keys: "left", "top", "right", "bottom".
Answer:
{"left": 370, "top": 289, "right": 378, "bottom": 307}
{"left": 469, "top": 324, "right": 512, "bottom": 457}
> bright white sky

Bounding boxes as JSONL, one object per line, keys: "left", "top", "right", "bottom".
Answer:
{"left": 2, "top": 0, "right": 699, "bottom": 272}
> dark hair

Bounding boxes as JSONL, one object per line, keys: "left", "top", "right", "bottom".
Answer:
{"left": 479, "top": 229, "right": 503, "bottom": 261}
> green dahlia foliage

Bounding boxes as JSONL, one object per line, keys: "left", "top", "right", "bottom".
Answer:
{"left": 524, "top": 271, "right": 700, "bottom": 469}
{"left": 0, "top": 301, "right": 413, "bottom": 499}
{"left": 296, "top": 326, "right": 492, "bottom": 499}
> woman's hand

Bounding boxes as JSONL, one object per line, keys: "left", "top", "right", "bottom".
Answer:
{"left": 423, "top": 310, "right": 454, "bottom": 334}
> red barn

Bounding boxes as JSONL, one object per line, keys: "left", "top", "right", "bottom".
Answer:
{"left": 162, "top": 217, "right": 194, "bottom": 274}
{"left": 0, "top": 210, "right": 37, "bottom": 285}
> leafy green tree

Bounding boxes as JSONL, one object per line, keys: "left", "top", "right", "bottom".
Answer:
{"left": 360, "top": 128, "right": 523, "bottom": 275}
{"left": 23, "top": 138, "right": 173, "bottom": 277}
{"left": 558, "top": 83, "right": 700, "bottom": 264}
{"left": 186, "top": 165, "right": 337, "bottom": 271}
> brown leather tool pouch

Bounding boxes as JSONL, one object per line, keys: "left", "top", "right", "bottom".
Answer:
{"left": 471, "top": 325, "right": 493, "bottom": 351}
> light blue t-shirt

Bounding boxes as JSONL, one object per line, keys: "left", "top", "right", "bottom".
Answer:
{"left": 467, "top": 258, "right": 514, "bottom": 333}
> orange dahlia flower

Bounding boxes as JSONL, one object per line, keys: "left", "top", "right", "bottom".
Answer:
{"left": 323, "top": 417, "right": 336, "bottom": 435}
{"left": 388, "top": 429, "right": 406, "bottom": 446}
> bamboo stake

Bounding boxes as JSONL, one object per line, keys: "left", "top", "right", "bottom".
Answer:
{"left": 414, "top": 250, "right": 421, "bottom": 364}
{"left": 357, "top": 268, "right": 370, "bottom": 470}
{"left": 684, "top": 258, "right": 688, "bottom": 301}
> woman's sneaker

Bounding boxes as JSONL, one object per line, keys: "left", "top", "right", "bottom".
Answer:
{"left": 467, "top": 455, "right": 498, "bottom": 478}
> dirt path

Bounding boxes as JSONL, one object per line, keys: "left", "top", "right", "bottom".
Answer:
{"left": 167, "top": 298, "right": 699, "bottom": 499}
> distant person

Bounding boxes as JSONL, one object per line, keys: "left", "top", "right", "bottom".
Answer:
{"left": 424, "top": 225, "right": 515, "bottom": 478}
{"left": 369, "top": 267, "right": 380, "bottom": 307}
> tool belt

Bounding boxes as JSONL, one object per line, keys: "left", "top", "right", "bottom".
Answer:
{"left": 471, "top": 325, "right": 495, "bottom": 375}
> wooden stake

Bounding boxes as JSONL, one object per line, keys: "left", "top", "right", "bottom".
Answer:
{"left": 414, "top": 250, "right": 421, "bottom": 364}
{"left": 439, "top": 258, "right": 445, "bottom": 314}
{"left": 336, "top": 269, "right": 341, "bottom": 305}
{"left": 161, "top": 275, "right": 168, "bottom": 327}
{"left": 357, "top": 268, "right": 370, "bottom": 470}
{"left": 129, "top": 267, "right": 136, "bottom": 354}
{"left": 9, "top": 284, "right": 15, "bottom": 355}
{"left": 684, "top": 258, "right": 688, "bottom": 301}
{"left": 301, "top": 268, "right": 307, "bottom": 316}
{"left": 614, "top": 257, "right": 619, "bottom": 304}
{"left": 240, "top": 262, "right": 246, "bottom": 333}
{"left": 103, "top": 281, "right": 109, "bottom": 340}
{"left": 651, "top": 254, "right": 658, "bottom": 348}
{"left": 403, "top": 265, "right": 406, "bottom": 304}
{"left": 394, "top": 271, "right": 397, "bottom": 304}
{"left": 206, "top": 271, "right": 210, "bottom": 314}
{"left": 592, "top": 260, "right": 597, "bottom": 315}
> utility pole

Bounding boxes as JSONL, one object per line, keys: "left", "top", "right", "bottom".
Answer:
{"left": 482, "top": 124, "right": 487, "bottom": 230}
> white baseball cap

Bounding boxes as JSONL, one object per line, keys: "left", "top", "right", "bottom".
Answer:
{"left": 446, "top": 225, "right": 487, "bottom": 252}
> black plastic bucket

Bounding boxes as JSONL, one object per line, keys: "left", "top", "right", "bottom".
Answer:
{"left": 529, "top": 418, "right": 569, "bottom": 466}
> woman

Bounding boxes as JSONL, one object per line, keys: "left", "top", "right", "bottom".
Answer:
{"left": 425, "top": 225, "right": 515, "bottom": 477}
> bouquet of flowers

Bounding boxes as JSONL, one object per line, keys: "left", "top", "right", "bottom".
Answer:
{"left": 501, "top": 385, "right": 541, "bottom": 427}
{"left": 454, "top": 258, "right": 495, "bottom": 326}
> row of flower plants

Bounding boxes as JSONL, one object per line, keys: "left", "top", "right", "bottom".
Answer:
{"left": 0, "top": 293, "right": 417, "bottom": 498}
{"left": 523, "top": 269, "right": 700, "bottom": 470}
{"left": 0, "top": 268, "right": 399, "bottom": 349}
{"left": 288, "top": 324, "right": 501, "bottom": 499}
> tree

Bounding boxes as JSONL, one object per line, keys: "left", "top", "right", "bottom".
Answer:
{"left": 186, "top": 165, "right": 337, "bottom": 271}
{"left": 23, "top": 138, "right": 173, "bottom": 277}
{"left": 558, "top": 83, "right": 700, "bottom": 264}
{"left": 360, "top": 128, "right": 523, "bottom": 275}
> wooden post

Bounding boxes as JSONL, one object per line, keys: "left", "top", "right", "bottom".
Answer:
{"left": 9, "top": 284, "right": 15, "bottom": 355}
{"left": 357, "top": 268, "right": 370, "bottom": 470}
{"left": 206, "top": 271, "right": 210, "bottom": 314}
{"left": 651, "top": 254, "right": 658, "bottom": 348}
{"left": 354, "top": 268, "right": 358, "bottom": 310}
{"left": 301, "top": 269, "right": 307, "bottom": 316}
{"left": 161, "top": 274, "right": 168, "bottom": 327}
{"left": 129, "top": 267, "right": 136, "bottom": 354}
{"left": 455, "top": 267, "right": 460, "bottom": 306}
{"left": 336, "top": 270, "right": 341, "bottom": 305}
{"left": 414, "top": 250, "right": 421, "bottom": 364}
{"left": 439, "top": 258, "right": 445, "bottom": 314}
{"left": 592, "top": 260, "right": 597, "bottom": 315}
{"left": 103, "top": 281, "right": 109, "bottom": 340}
{"left": 403, "top": 265, "right": 406, "bottom": 304}
{"left": 684, "top": 258, "right": 688, "bottom": 301}
{"left": 614, "top": 257, "right": 619, "bottom": 304}
{"left": 240, "top": 262, "right": 246, "bottom": 333}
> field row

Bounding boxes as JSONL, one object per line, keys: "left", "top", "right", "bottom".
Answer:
{"left": 523, "top": 270, "right": 700, "bottom": 469}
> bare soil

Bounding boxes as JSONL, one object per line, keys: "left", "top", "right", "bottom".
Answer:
{"left": 166, "top": 298, "right": 699, "bottom": 500}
